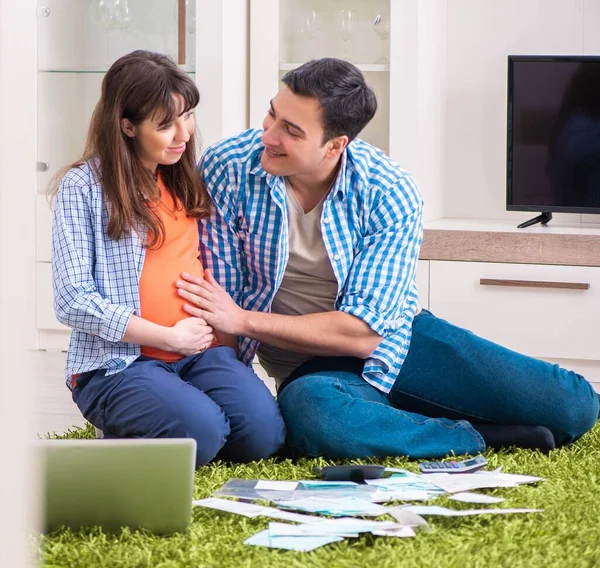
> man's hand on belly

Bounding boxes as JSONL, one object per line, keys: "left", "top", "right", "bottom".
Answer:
{"left": 177, "top": 270, "right": 248, "bottom": 336}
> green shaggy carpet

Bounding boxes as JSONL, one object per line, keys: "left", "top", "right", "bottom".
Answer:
{"left": 39, "top": 423, "right": 600, "bottom": 568}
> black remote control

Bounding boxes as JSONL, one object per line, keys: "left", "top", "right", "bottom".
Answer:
{"left": 313, "top": 465, "right": 386, "bottom": 482}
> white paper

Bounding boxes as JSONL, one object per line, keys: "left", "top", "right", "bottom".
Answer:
{"left": 422, "top": 472, "right": 543, "bottom": 494}
{"left": 299, "top": 480, "right": 358, "bottom": 487}
{"left": 370, "top": 490, "right": 436, "bottom": 503}
{"left": 475, "top": 472, "right": 545, "bottom": 485}
{"left": 307, "top": 518, "right": 401, "bottom": 533}
{"left": 386, "top": 507, "right": 431, "bottom": 531}
{"left": 255, "top": 480, "right": 299, "bottom": 491}
{"left": 193, "top": 497, "right": 323, "bottom": 523}
{"left": 448, "top": 492, "right": 505, "bottom": 504}
{"left": 401, "top": 505, "right": 544, "bottom": 517}
{"left": 267, "top": 509, "right": 325, "bottom": 524}
{"left": 244, "top": 529, "right": 344, "bottom": 551}
{"left": 268, "top": 522, "right": 359, "bottom": 538}
{"left": 277, "top": 496, "right": 389, "bottom": 517}
{"left": 384, "top": 468, "right": 414, "bottom": 475}
{"left": 365, "top": 477, "right": 419, "bottom": 487}
{"left": 193, "top": 498, "right": 265, "bottom": 518}
{"left": 372, "top": 526, "right": 416, "bottom": 538}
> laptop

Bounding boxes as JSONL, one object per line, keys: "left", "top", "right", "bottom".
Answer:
{"left": 37, "top": 438, "right": 196, "bottom": 534}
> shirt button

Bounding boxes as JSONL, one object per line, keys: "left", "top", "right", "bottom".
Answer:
{"left": 323, "top": 216, "right": 330, "bottom": 224}
{"left": 333, "top": 254, "right": 341, "bottom": 261}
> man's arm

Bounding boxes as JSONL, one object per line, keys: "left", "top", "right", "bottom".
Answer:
{"left": 177, "top": 269, "right": 381, "bottom": 358}
{"left": 178, "top": 170, "right": 422, "bottom": 360}
{"left": 197, "top": 146, "right": 246, "bottom": 353}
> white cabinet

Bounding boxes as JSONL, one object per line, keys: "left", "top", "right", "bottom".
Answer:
{"left": 248, "top": 0, "right": 447, "bottom": 220}
{"left": 429, "top": 261, "right": 599, "bottom": 361}
{"left": 416, "top": 260, "right": 429, "bottom": 310}
{"left": 427, "top": 259, "right": 600, "bottom": 386}
{"left": 30, "top": 0, "right": 246, "bottom": 350}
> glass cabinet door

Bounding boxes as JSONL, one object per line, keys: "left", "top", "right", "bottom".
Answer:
{"left": 36, "top": 0, "right": 196, "bottom": 196}
{"left": 250, "top": 0, "right": 447, "bottom": 217}
{"left": 35, "top": 0, "right": 197, "bottom": 345}
{"left": 280, "top": 0, "right": 391, "bottom": 153}
{"left": 251, "top": 0, "right": 391, "bottom": 154}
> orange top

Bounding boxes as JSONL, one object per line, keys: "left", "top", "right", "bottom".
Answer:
{"left": 139, "top": 177, "right": 203, "bottom": 362}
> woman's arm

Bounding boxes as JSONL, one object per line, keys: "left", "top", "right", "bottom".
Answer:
{"left": 122, "top": 315, "right": 215, "bottom": 355}
{"left": 52, "top": 171, "right": 214, "bottom": 354}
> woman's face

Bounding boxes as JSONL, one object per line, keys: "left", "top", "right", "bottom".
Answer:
{"left": 124, "top": 94, "right": 195, "bottom": 172}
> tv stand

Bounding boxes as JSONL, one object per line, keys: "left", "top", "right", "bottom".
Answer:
{"left": 517, "top": 212, "right": 553, "bottom": 229}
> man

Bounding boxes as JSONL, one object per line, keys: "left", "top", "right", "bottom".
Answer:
{"left": 177, "top": 58, "right": 598, "bottom": 459}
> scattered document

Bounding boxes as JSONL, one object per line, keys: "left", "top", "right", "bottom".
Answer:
{"left": 370, "top": 489, "right": 436, "bottom": 503}
{"left": 193, "top": 498, "right": 323, "bottom": 524}
{"left": 193, "top": 497, "right": 265, "bottom": 518}
{"left": 299, "top": 480, "right": 358, "bottom": 488}
{"left": 214, "top": 478, "right": 379, "bottom": 503}
{"left": 267, "top": 521, "right": 360, "bottom": 538}
{"left": 448, "top": 492, "right": 505, "bottom": 504}
{"left": 422, "top": 472, "right": 544, "bottom": 494}
{"left": 296, "top": 518, "right": 403, "bottom": 535}
{"left": 255, "top": 480, "right": 299, "bottom": 491}
{"left": 387, "top": 507, "right": 431, "bottom": 531}
{"left": 277, "top": 496, "right": 389, "bottom": 517}
{"left": 371, "top": 526, "right": 416, "bottom": 538}
{"left": 401, "top": 505, "right": 544, "bottom": 517}
{"left": 207, "top": 467, "right": 546, "bottom": 552}
{"left": 244, "top": 529, "right": 344, "bottom": 552}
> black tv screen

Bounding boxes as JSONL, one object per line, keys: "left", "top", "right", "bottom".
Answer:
{"left": 507, "top": 55, "right": 600, "bottom": 214}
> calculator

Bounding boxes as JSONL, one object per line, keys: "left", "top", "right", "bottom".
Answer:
{"left": 418, "top": 455, "right": 488, "bottom": 474}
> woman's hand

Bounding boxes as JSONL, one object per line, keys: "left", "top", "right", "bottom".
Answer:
{"left": 166, "top": 317, "right": 215, "bottom": 356}
{"left": 176, "top": 269, "right": 248, "bottom": 336}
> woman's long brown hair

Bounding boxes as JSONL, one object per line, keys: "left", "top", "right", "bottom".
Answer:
{"left": 49, "top": 50, "right": 210, "bottom": 248}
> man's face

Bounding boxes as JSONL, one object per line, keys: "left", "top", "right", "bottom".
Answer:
{"left": 260, "top": 86, "right": 340, "bottom": 177}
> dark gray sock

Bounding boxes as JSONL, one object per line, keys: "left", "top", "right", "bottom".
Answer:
{"left": 470, "top": 423, "right": 556, "bottom": 453}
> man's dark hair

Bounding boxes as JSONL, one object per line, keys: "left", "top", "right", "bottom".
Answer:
{"left": 281, "top": 58, "right": 377, "bottom": 144}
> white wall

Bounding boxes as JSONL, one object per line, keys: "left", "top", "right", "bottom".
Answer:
{"left": 0, "top": 1, "right": 38, "bottom": 565}
{"left": 443, "top": 0, "right": 598, "bottom": 223}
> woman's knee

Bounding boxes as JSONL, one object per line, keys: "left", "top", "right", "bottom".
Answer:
{"left": 129, "top": 400, "right": 231, "bottom": 467}
{"left": 223, "top": 397, "right": 286, "bottom": 462}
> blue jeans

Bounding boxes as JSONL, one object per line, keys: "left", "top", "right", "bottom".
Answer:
{"left": 72, "top": 346, "right": 286, "bottom": 468}
{"left": 277, "top": 310, "right": 598, "bottom": 459}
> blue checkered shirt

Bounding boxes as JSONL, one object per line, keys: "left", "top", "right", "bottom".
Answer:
{"left": 198, "top": 129, "right": 424, "bottom": 393}
{"left": 52, "top": 163, "right": 144, "bottom": 388}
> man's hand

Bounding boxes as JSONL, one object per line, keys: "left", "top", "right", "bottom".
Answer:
{"left": 177, "top": 270, "right": 248, "bottom": 336}
{"left": 166, "top": 317, "right": 215, "bottom": 356}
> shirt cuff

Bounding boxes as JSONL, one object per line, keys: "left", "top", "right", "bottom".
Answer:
{"left": 100, "top": 304, "right": 135, "bottom": 343}
{"left": 338, "top": 303, "right": 389, "bottom": 336}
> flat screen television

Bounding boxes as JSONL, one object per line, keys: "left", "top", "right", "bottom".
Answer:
{"left": 507, "top": 55, "right": 600, "bottom": 227}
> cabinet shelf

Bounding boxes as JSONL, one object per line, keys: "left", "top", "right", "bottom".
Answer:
{"left": 38, "top": 67, "right": 195, "bottom": 75}
{"left": 279, "top": 62, "right": 390, "bottom": 72}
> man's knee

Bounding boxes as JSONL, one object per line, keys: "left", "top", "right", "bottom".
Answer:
{"left": 278, "top": 375, "right": 341, "bottom": 456}
{"left": 551, "top": 373, "right": 598, "bottom": 445}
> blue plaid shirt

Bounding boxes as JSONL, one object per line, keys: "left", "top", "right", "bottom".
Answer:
{"left": 52, "top": 163, "right": 144, "bottom": 388}
{"left": 199, "top": 129, "right": 424, "bottom": 393}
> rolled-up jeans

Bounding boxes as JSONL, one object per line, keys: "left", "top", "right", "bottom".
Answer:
{"left": 277, "top": 310, "right": 598, "bottom": 459}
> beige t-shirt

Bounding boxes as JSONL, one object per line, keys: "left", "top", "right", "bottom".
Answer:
{"left": 256, "top": 180, "right": 338, "bottom": 385}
